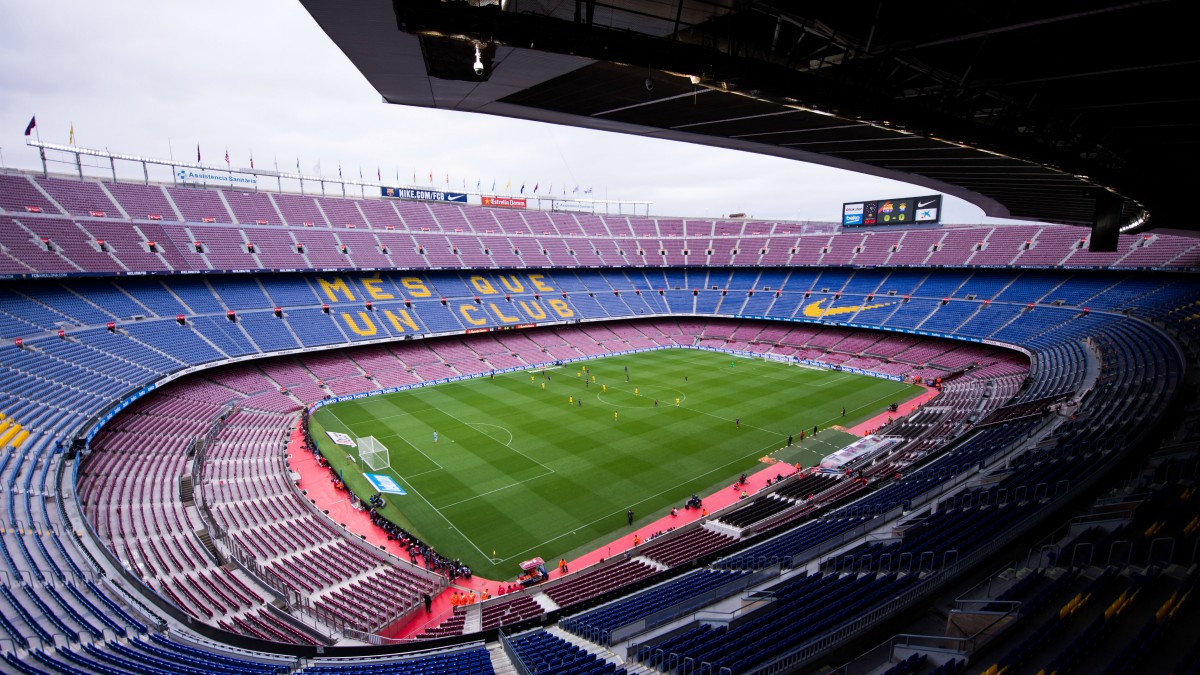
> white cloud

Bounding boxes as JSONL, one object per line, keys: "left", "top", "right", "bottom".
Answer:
{"left": 0, "top": 0, "right": 1014, "bottom": 223}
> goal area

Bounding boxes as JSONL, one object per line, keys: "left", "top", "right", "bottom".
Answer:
{"left": 358, "top": 435, "right": 390, "bottom": 472}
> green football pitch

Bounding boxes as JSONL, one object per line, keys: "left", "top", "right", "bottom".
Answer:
{"left": 308, "top": 348, "right": 923, "bottom": 579}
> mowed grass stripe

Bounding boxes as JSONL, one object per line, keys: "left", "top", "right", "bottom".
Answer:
{"left": 310, "top": 349, "right": 923, "bottom": 578}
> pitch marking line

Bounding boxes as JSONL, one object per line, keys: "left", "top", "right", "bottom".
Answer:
{"left": 316, "top": 406, "right": 496, "bottom": 558}
{"left": 359, "top": 406, "right": 438, "bottom": 424}
{"left": 466, "top": 421, "right": 513, "bottom": 447}
{"left": 495, "top": 433, "right": 787, "bottom": 563}
{"left": 753, "top": 371, "right": 854, "bottom": 387}
{"left": 431, "top": 402, "right": 557, "bottom": 475}
{"left": 437, "top": 470, "right": 555, "bottom": 509}
{"left": 322, "top": 404, "right": 445, "bottom": 475}
{"left": 385, "top": 432, "right": 445, "bottom": 473}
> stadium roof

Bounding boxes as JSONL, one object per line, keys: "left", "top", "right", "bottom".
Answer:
{"left": 301, "top": 0, "right": 1198, "bottom": 234}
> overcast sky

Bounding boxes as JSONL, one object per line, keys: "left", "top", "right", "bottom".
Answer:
{"left": 0, "top": 0, "right": 1012, "bottom": 223}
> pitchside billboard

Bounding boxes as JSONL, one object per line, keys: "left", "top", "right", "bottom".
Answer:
{"left": 843, "top": 194, "right": 942, "bottom": 227}
{"left": 481, "top": 196, "right": 527, "bottom": 209}
{"left": 381, "top": 186, "right": 468, "bottom": 203}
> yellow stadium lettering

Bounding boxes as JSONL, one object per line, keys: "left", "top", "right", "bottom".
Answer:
{"left": 489, "top": 302, "right": 519, "bottom": 324}
{"left": 499, "top": 275, "right": 525, "bottom": 293}
{"left": 342, "top": 311, "right": 377, "bottom": 336}
{"left": 383, "top": 309, "right": 418, "bottom": 333}
{"left": 529, "top": 274, "right": 554, "bottom": 292}
{"left": 317, "top": 277, "right": 355, "bottom": 303}
{"left": 460, "top": 304, "right": 486, "bottom": 326}
{"left": 361, "top": 276, "right": 394, "bottom": 300}
{"left": 548, "top": 298, "right": 574, "bottom": 318}
{"left": 401, "top": 277, "right": 431, "bottom": 298}
{"left": 519, "top": 300, "right": 546, "bottom": 320}
{"left": 471, "top": 276, "right": 498, "bottom": 295}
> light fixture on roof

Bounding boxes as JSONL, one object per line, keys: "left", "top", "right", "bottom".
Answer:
{"left": 473, "top": 43, "right": 485, "bottom": 76}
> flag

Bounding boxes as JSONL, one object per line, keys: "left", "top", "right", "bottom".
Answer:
{"left": 520, "top": 184, "right": 525, "bottom": 194}
{"left": 69, "top": 123, "right": 74, "bottom": 145}
{"left": 492, "top": 179, "right": 496, "bottom": 192}
{"left": 377, "top": 167, "right": 381, "bottom": 181}
{"left": 505, "top": 180, "right": 511, "bottom": 192}
{"left": 428, "top": 170, "right": 433, "bottom": 182}
{"left": 338, "top": 164, "right": 343, "bottom": 179}
{"left": 23, "top": 116, "right": 36, "bottom": 136}
{"left": 476, "top": 178, "right": 481, "bottom": 190}
{"left": 296, "top": 157, "right": 301, "bottom": 173}
{"left": 197, "top": 144, "right": 201, "bottom": 163}
{"left": 585, "top": 187, "right": 593, "bottom": 194}
{"left": 250, "top": 151, "right": 254, "bottom": 169}
{"left": 533, "top": 183, "right": 539, "bottom": 193}
{"left": 358, "top": 165, "right": 363, "bottom": 181}
{"left": 573, "top": 185, "right": 579, "bottom": 194}
{"left": 492, "top": 548, "right": 496, "bottom": 557}
{"left": 224, "top": 148, "right": 230, "bottom": 166}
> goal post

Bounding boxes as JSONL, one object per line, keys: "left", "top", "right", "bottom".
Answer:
{"left": 358, "top": 435, "right": 390, "bottom": 472}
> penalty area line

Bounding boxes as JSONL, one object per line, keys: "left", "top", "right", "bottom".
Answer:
{"left": 316, "top": 407, "right": 493, "bottom": 561}
{"left": 436, "top": 469, "right": 555, "bottom": 510}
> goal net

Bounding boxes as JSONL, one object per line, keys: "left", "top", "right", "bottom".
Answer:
{"left": 358, "top": 436, "right": 390, "bottom": 472}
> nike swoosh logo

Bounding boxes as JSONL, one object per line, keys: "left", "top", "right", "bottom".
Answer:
{"left": 918, "top": 200, "right": 936, "bottom": 207}
{"left": 803, "top": 298, "right": 896, "bottom": 318}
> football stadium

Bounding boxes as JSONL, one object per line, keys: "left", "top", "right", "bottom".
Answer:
{"left": 2, "top": 2, "right": 1200, "bottom": 675}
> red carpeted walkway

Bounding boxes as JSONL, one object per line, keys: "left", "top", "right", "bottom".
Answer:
{"left": 287, "top": 383, "right": 938, "bottom": 640}
{"left": 845, "top": 384, "right": 940, "bottom": 437}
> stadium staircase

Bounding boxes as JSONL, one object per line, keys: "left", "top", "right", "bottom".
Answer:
{"left": 27, "top": 177, "right": 70, "bottom": 220}
{"left": 545, "top": 626, "right": 659, "bottom": 674}
{"left": 93, "top": 181, "right": 132, "bottom": 220}
{"left": 488, "top": 641, "right": 520, "bottom": 675}
{"left": 195, "top": 529, "right": 220, "bottom": 563}
{"left": 461, "top": 606, "right": 483, "bottom": 634}
{"left": 532, "top": 592, "right": 560, "bottom": 614}
{"left": 178, "top": 474, "right": 194, "bottom": 505}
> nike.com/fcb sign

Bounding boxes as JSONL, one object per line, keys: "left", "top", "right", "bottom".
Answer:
{"left": 842, "top": 194, "right": 942, "bottom": 227}
{"left": 381, "top": 186, "right": 469, "bottom": 203}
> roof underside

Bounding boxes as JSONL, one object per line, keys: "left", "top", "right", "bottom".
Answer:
{"left": 301, "top": 0, "right": 1199, "bottom": 232}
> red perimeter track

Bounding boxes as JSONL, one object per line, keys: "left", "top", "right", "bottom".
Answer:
{"left": 287, "top": 383, "right": 938, "bottom": 640}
